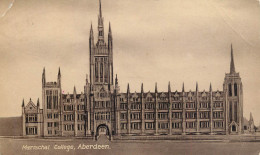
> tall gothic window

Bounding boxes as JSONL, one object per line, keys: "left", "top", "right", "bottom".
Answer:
{"left": 95, "top": 58, "right": 98, "bottom": 82}
{"left": 229, "top": 101, "right": 232, "bottom": 122}
{"left": 99, "top": 31, "right": 103, "bottom": 36}
{"left": 47, "top": 95, "right": 52, "bottom": 109}
{"left": 228, "top": 84, "right": 232, "bottom": 97}
{"left": 100, "top": 60, "right": 103, "bottom": 81}
{"left": 234, "top": 83, "right": 238, "bottom": 96}
{"left": 234, "top": 102, "right": 237, "bottom": 122}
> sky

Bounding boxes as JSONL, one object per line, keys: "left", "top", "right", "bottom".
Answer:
{"left": 0, "top": 0, "right": 260, "bottom": 124}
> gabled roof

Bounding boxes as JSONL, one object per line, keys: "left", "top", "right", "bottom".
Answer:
{"left": 25, "top": 99, "right": 37, "bottom": 110}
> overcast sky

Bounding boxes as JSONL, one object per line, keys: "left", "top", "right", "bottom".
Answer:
{"left": 0, "top": 0, "right": 260, "bottom": 124}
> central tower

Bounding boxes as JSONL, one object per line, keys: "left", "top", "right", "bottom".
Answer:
{"left": 89, "top": 0, "right": 113, "bottom": 87}
{"left": 87, "top": 0, "right": 114, "bottom": 139}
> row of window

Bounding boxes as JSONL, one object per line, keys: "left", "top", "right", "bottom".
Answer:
{"left": 64, "top": 98, "right": 84, "bottom": 103}
{"left": 120, "top": 121, "right": 224, "bottom": 130}
{"left": 120, "top": 112, "right": 223, "bottom": 120}
{"left": 47, "top": 122, "right": 59, "bottom": 128}
{"left": 26, "top": 127, "right": 37, "bottom": 135}
{"left": 47, "top": 113, "right": 59, "bottom": 119}
{"left": 64, "top": 124, "right": 74, "bottom": 131}
{"left": 120, "top": 102, "right": 223, "bottom": 110}
{"left": 64, "top": 124, "right": 86, "bottom": 131}
{"left": 46, "top": 90, "right": 58, "bottom": 96}
{"left": 94, "top": 112, "right": 110, "bottom": 120}
{"left": 64, "top": 114, "right": 74, "bottom": 121}
{"left": 95, "top": 101, "right": 110, "bottom": 108}
{"left": 64, "top": 104, "right": 85, "bottom": 111}
{"left": 119, "top": 96, "right": 223, "bottom": 103}
{"left": 25, "top": 114, "right": 37, "bottom": 123}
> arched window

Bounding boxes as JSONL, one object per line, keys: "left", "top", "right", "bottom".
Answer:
{"left": 234, "top": 83, "right": 238, "bottom": 96}
{"left": 228, "top": 84, "right": 232, "bottom": 97}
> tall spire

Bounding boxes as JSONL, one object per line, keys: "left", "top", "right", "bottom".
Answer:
{"left": 196, "top": 82, "right": 198, "bottom": 92}
{"left": 209, "top": 83, "right": 212, "bottom": 92}
{"left": 230, "top": 44, "right": 236, "bottom": 74}
{"left": 141, "top": 83, "right": 144, "bottom": 93}
{"left": 155, "top": 82, "right": 158, "bottom": 93}
{"left": 182, "top": 82, "right": 185, "bottom": 92}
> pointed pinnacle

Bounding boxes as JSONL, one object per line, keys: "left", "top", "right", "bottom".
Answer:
{"left": 115, "top": 74, "right": 118, "bottom": 85}
{"left": 127, "top": 83, "right": 130, "bottom": 93}
{"left": 250, "top": 112, "right": 253, "bottom": 121}
{"left": 141, "top": 83, "right": 144, "bottom": 93}
{"left": 210, "top": 83, "right": 212, "bottom": 91}
{"left": 182, "top": 82, "right": 185, "bottom": 92}
{"left": 99, "top": 0, "right": 102, "bottom": 17}
{"left": 74, "top": 85, "right": 77, "bottom": 94}
{"left": 37, "top": 98, "right": 40, "bottom": 106}
{"left": 230, "top": 44, "right": 236, "bottom": 74}
{"left": 168, "top": 81, "right": 171, "bottom": 92}
{"left": 90, "top": 22, "right": 93, "bottom": 32}
{"left": 22, "top": 99, "right": 24, "bottom": 107}
{"left": 58, "top": 67, "right": 61, "bottom": 76}
{"left": 155, "top": 82, "right": 158, "bottom": 93}
{"left": 196, "top": 82, "right": 198, "bottom": 92}
{"left": 86, "top": 74, "right": 89, "bottom": 84}
{"left": 109, "top": 22, "right": 112, "bottom": 33}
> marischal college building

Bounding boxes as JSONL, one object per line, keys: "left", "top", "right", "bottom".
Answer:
{"left": 22, "top": 1, "right": 245, "bottom": 139}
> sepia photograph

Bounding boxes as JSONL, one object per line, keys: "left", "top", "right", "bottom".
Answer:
{"left": 0, "top": 0, "right": 260, "bottom": 154}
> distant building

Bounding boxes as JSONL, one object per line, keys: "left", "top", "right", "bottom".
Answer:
{"left": 22, "top": 0, "right": 245, "bottom": 139}
{"left": 243, "top": 113, "right": 255, "bottom": 134}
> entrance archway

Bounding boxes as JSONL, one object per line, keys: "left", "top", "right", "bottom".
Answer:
{"left": 96, "top": 124, "right": 110, "bottom": 140}
{"left": 232, "top": 125, "right": 236, "bottom": 132}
